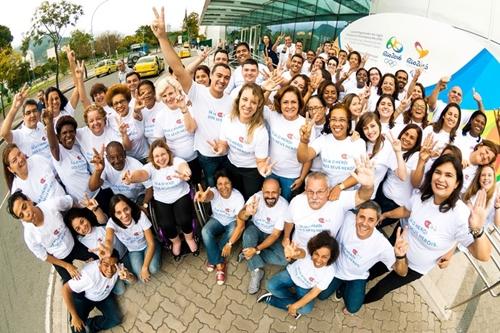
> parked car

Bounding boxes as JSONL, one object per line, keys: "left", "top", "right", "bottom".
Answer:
{"left": 178, "top": 46, "right": 191, "bottom": 58}
{"left": 133, "top": 55, "right": 165, "bottom": 77}
{"left": 127, "top": 50, "right": 148, "bottom": 68}
{"left": 94, "top": 59, "right": 118, "bottom": 77}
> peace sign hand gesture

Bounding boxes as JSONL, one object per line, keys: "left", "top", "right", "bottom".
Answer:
{"left": 90, "top": 145, "right": 105, "bottom": 172}
{"left": 385, "top": 131, "right": 402, "bottom": 153}
{"left": 207, "top": 139, "right": 224, "bottom": 155}
{"left": 75, "top": 60, "right": 85, "bottom": 80}
{"left": 419, "top": 133, "right": 437, "bottom": 162}
{"left": 80, "top": 192, "right": 99, "bottom": 212}
{"left": 245, "top": 195, "right": 260, "bottom": 217}
{"left": 299, "top": 112, "right": 313, "bottom": 144}
{"left": 121, "top": 170, "right": 132, "bottom": 185}
{"left": 89, "top": 242, "right": 112, "bottom": 260}
{"left": 194, "top": 183, "right": 211, "bottom": 202}
{"left": 151, "top": 7, "right": 167, "bottom": 39}
{"left": 284, "top": 241, "right": 301, "bottom": 261}
{"left": 394, "top": 226, "right": 409, "bottom": 258}
{"left": 257, "top": 157, "right": 276, "bottom": 178}
{"left": 117, "top": 115, "right": 129, "bottom": 136}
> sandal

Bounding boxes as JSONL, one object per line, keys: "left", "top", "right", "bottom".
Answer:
{"left": 216, "top": 263, "right": 226, "bottom": 285}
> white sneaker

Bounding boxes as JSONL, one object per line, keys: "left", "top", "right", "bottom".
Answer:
{"left": 248, "top": 269, "right": 264, "bottom": 294}
{"left": 257, "top": 292, "right": 272, "bottom": 303}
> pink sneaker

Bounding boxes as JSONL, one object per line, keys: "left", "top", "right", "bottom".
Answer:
{"left": 216, "top": 264, "right": 226, "bottom": 285}
{"left": 206, "top": 263, "right": 215, "bottom": 272}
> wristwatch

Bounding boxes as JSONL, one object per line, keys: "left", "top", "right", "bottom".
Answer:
{"left": 470, "top": 227, "right": 484, "bottom": 239}
{"left": 142, "top": 202, "right": 149, "bottom": 209}
{"left": 338, "top": 183, "right": 345, "bottom": 191}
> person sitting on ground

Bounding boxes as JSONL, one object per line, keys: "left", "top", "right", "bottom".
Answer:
{"left": 238, "top": 178, "right": 290, "bottom": 294}
{"left": 257, "top": 230, "right": 339, "bottom": 319}
{"left": 62, "top": 249, "right": 136, "bottom": 333}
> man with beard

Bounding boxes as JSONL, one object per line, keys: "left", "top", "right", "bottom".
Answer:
{"left": 88, "top": 141, "right": 152, "bottom": 211}
{"left": 238, "top": 178, "right": 291, "bottom": 294}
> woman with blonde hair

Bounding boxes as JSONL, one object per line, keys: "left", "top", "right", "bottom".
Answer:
{"left": 463, "top": 164, "right": 499, "bottom": 227}
{"left": 209, "top": 83, "right": 270, "bottom": 200}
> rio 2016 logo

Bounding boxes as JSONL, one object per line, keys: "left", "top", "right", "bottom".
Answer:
{"left": 386, "top": 36, "right": 404, "bottom": 53}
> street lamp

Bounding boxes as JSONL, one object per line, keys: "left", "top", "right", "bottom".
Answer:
{"left": 90, "top": 0, "right": 111, "bottom": 60}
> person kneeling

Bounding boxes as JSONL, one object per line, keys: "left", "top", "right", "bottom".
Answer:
{"left": 62, "top": 250, "right": 136, "bottom": 333}
{"left": 257, "top": 231, "right": 339, "bottom": 319}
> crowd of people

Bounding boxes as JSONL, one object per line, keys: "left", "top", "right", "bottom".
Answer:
{"left": 1, "top": 6, "right": 499, "bottom": 332}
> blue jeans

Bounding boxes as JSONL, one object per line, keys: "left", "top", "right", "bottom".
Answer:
{"left": 125, "top": 241, "right": 161, "bottom": 282}
{"left": 242, "top": 223, "right": 287, "bottom": 271}
{"left": 265, "top": 269, "right": 315, "bottom": 315}
{"left": 318, "top": 277, "right": 367, "bottom": 313}
{"left": 71, "top": 292, "right": 122, "bottom": 333}
{"left": 270, "top": 173, "right": 296, "bottom": 202}
{"left": 197, "top": 153, "right": 229, "bottom": 187}
{"left": 201, "top": 217, "right": 235, "bottom": 265}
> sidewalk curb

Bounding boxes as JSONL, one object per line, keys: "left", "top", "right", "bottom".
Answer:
{"left": 47, "top": 267, "right": 71, "bottom": 333}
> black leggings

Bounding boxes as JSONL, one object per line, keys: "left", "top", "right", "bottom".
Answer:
{"left": 188, "top": 157, "right": 203, "bottom": 187}
{"left": 364, "top": 267, "right": 423, "bottom": 304}
{"left": 226, "top": 163, "right": 264, "bottom": 201}
{"left": 153, "top": 194, "right": 193, "bottom": 239}
{"left": 94, "top": 187, "right": 114, "bottom": 216}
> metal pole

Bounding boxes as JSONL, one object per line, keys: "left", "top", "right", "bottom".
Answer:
{"left": 90, "top": 0, "right": 111, "bottom": 60}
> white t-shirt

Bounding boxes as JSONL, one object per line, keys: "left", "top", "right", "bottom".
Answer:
{"left": 265, "top": 109, "right": 306, "bottom": 178}
{"left": 142, "top": 102, "right": 166, "bottom": 144}
{"left": 52, "top": 144, "right": 97, "bottom": 203}
{"left": 289, "top": 191, "right": 356, "bottom": 248}
{"left": 52, "top": 104, "right": 76, "bottom": 130}
{"left": 367, "top": 140, "right": 399, "bottom": 196}
{"left": 247, "top": 191, "right": 291, "bottom": 234}
{"left": 142, "top": 158, "right": 190, "bottom": 204}
{"left": 455, "top": 133, "right": 481, "bottom": 161}
{"left": 422, "top": 126, "right": 452, "bottom": 155}
{"left": 188, "top": 82, "right": 233, "bottom": 157}
{"left": 101, "top": 156, "right": 150, "bottom": 201}
{"left": 382, "top": 152, "right": 419, "bottom": 207}
{"left": 210, "top": 188, "right": 245, "bottom": 226}
{"left": 402, "top": 193, "right": 474, "bottom": 274}
{"left": 462, "top": 165, "right": 478, "bottom": 195}
{"left": 430, "top": 100, "right": 472, "bottom": 126}
{"left": 11, "top": 155, "right": 66, "bottom": 203}
{"left": 276, "top": 43, "right": 296, "bottom": 67}
{"left": 310, "top": 125, "right": 325, "bottom": 172}
{"left": 78, "top": 226, "right": 127, "bottom": 259}
{"left": 11, "top": 122, "right": 51, "bottom": 159}
{"left": 108, "top": 110, "right": 149, "bottom": 160}
{"left": 335, "top": 212, "right": 395, "bottom": 280}
{"left": 68, "top": 260, "right": 118, "bottom": 302}
{"left": 76, "top": 126, "right": 120, "bottom": 168}
{"left": 106, "top": 212, "right": 152, "bottom": 252}
{"left": 287, "top": 255, "right": 335, "bottom": 290}
{"left": 310, "top": 134, "right": 366, "bottom": 186}
{"left": 23, "top": 195, "right": 74, "bottom": 261}
{"left": 225, "top": 63, "right": 268, "bottom": 94}
{"left": 219, "top": 115, "right": 269, "bottom": 168}
{"left": 152, "top": 106, "right": 196, "bottom": 162}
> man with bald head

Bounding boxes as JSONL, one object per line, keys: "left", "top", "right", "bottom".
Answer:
{"left": 237, "top": 178, "right": 291, "bottom": 294}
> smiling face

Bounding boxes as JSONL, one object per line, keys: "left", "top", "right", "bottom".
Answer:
{"left": 280, "top": 91, "right": 300, "bottom": 121}
{"left": 138, "top": 84, "right": 155, "bottom": 109}
{"left": 470, "top": 145, "right": 496, "bottom": 166}
{"left": 381, "top": 76, "right": 396, "bottom": 95}
{"left": 411, "top": 85, "right": 424, "bottom": 100}
{"left": 410, "top": 99, "right": 427, "bottom": 122}
{"left": 160, "top": 85, "right": 179, "bottom": 109}
{"left": 23, "top": 104, "right": 40, "bottom": 129}
{"left": 235, "top": 45, "right": 250, "bottom": 64}
{"left": 355, "top": 208, "right": 379, "bottom": 239}
{"left": 469, "top": 114, "right": 486, "bottom": 137}
{"left": 431, "top": 162, "right": 459, "bottom": 204}
{"left": 106, "top": 145, "right": 126, "bottom": 171}
{"left": 58, "top": 124, "right": 76, "bottom": 149}
{"left": 396, "top": 71, "right": 408, "bottom": 91}
{"left": 262, "top": 179, "right": 280, "bottom": 207}
{"left": 348, "top": 96, "right": 362, "bottom": 118}
{"left": 111, "top": 93, "right": 130, "bottom": 117}
{"left": 329, "top": 107, "right": 349, "bottom": 140}
{"left": 356, "top": 70, "right": 368, "bottom": 86}
{"left": 369, "top": 69, "right": 380, "bottom": 86}
{"left": 216, "top": 176, "right": 232, "bottom": 199}
{"left": 210, "top": 66, "right": 231, "bottom": 95}
{"left": 12, "top": 198, "right": 38, "bottom": 223}
{"left": 126, "top": 74, "right": 140, "bottom": 94}
{"left": 290, "top": 76, "right": 306, "bottom": 94}
{"left": 99, "top": 256, "right": 118, "bottom": 278}
{"left": 152, "top": 146, "right": 170, "bottom": 169}
{"left": 305, "top": 177, "right": 329, "bottom": 210}
{"left": 195, "top": 69, "right": 210, "bottom": 87}
{"left": 242, "top": 64, "right": 258, "bottom": 83}
{"left": 447, "top": 86, "right": 463, "bottom": 104}
{"left": 238, "top": 87, "right": 259, "bottom": 122}
{"left": 442, "top": 106, "right": 459, "bottom": 132}
{"left": 348, "top": 53, "right": 360, "bottom": 68}
{"left": 71, "top": 216, "right": 92, "bottom": 236}
{"left": 376, "top": 97, "right": 394, "bottom": 122}
{"left": 114, "top": 200, "right": 133, "bottom": 226}
{"left": 322, "top": 85, "right": 337, "bottom": 107}
{"left": 400, "top": 128, "right": 418, "bottom": 151}
{"left": 362, "top": 119, "right": 380, "bottom": 143}
{"left": 86, "top": 109, "right": 105, "bottom": 135}
{"left": 7, "top": 147, "right": 28, "bottom": 176}
{"left": 479, "top": 166, "right": 495, "bottom": 191}
{"left": 290, "top": 56, "right": 303, "bottom": 74}
{"left": 306, "top": 98, "right": 326, "bottom": 124}
{"left": 311, "top": 246, "right": 331, "bottom": 268}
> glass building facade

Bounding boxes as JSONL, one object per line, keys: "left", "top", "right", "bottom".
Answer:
{"left": 201, "top": 0, "right": 370, "bottom": 53}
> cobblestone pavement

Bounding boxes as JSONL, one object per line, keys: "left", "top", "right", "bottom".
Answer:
{"left": 79, "top": 245, "right": 500, "bottom": 333}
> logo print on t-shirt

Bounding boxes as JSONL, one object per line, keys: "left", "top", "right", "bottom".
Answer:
{"left": 217, "top": 112, "right": 223, "bottom": 118}
{"left": 225, "top": 208, "right": 231, "bottom": 212}
{"left": 166, "top": 175, "right": 172, "bottom": 180}
{"left": 266, "top": 217, "right": 271, "bottom": 222}
{"left": 152, "top": 118, "right": 156, "bottom": 123}
{"left": 77, "top": 155, "right": 81, "bottom": 160}
{"left": 42, "top": 136, "right": 47, "bottom": 141}
{"left": 53, "top": 229, "right": 60, "bottom": 235}
{"left": 309, "top": 277, "right": 315, "bottom": 282}
{"left": 352, "top": 248, "right": 358, "bottom": 255}
{"left": 318, "top": 217, "right": 325, "bottom": 224}
{"left": 134, "top": 232, "right": 140, "bottom": 236}
{"left": 40, "top": 177, "right": 46, "bottom": 184}
{"left": 176, "top": 119, "right": 182, "bottom": 124}
{"left": 238, "top": 137, "right": 244, "bottom": 143}
{"left": 341, "top": 153, "right": 348, "bottom": 159}
{"left": 287, "top": 133, "right": 293, "bottom": 140}
{"left": 424, "top": 220, "right": 432, "bottom": 228}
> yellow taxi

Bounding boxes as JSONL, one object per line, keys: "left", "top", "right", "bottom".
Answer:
{"left": 133, "top": 55, "right": 165, "bottom": 77}
{"left": 178, "top": 44, "right": 191, "bottom": 58}
{"left": 94, "top": 59, "right": 118, "bottom": 77}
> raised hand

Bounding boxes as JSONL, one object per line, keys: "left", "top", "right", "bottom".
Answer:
{"left": 173, "top": 164, "right": 192, "bottom": 181}
{"left": 134, "top": 97, "right": 145, "bottom": 117}
{"left": 89, "top": 242, "right": 112, "bottom": 260}
{"left": 116, "top": 263, "right": 130, "bottom": 280}
{"left": 207, "top": 139, "right": 224, "bottom": 155}
{"left": 394, "top": 226, "right": 409, "bottom": 258}
{"left": 468, "top": 189, "right": 487, "bottom": 230}
{"left": 194, "top": 183, "right": 211, "bottom": 202}
{"left": 299, "top": 112, "right": 313, "bottom": 144}
{"left": 472, "top": 87, "right": 482, "bottom": 103}
{"left": 121, "top": 170, "right": 132, "bottom": 185}
{"left": 437, "top": 75, "right": 450, "bottom": 91}
{"left": 65, "top": 45, "right": 76, "bottom": 64}
{"left": 257, "top": 157, "right": 276, "bottom": 178}
{"left": 80, "top": 192, "right": 99, "bottom": 211}
{"left": 386, "top": 131, "right": 402, "bottom": 153}
{"left": 13, "top": 83, "right": 29, "bottom": 109}
{"left": 151, "top": 7, "right": 167, "bottom": 39}
{"left": 351, "top": 155, "right": 374, "bottom": 188}
{"left": 284, "top": 241, "right": 301, "bottom": 261}
{"left": 245, "top": 195, "right": 260, "bottom": 216}
{"left": 174, "top": 94, "right": 188, "bottom": 110}
{"left": 419, "top": 133, "right": 436, "bottom": 162}
{"left": 75, "top": 60, "right": 85, "bottom": 80}
{"left": 398, "top": 96, "right": 411, "bottom": 111}
{"left": 90, "top": 145, "right": 105, "bottom": 172}
{"left": 117, "top": 115, "right": 129, "bottom": 136}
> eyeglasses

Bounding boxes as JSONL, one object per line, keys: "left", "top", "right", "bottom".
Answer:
{"left": 112, "top": 99, "right": 128, "bottom": 107}
{"left": 305, "top": 188, "right": 328, "bottom": 196}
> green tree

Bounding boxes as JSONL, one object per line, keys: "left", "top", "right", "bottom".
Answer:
{"left": 135, "top": 25, "right": 158, "bottom": 47}
{"left": 20, "top": 35, "right": 31, "bottom": 56}
{"left": 0, "top": 49, "right": 30, "bottom": 92}
{"left": 95, "top": 32, "right": 122, "bottom": 58}
{"left": 69, "top": 29, "right": 93, "bottom": 60}
{"left": 0, "top": 25, "right": 13, "bottom": 49}
{"left": 27, "top": 0, "right": 83, "bottom": 89}
{"left": 120, "top": 35, "right": 141, "bottom": 51}
{"left": 183, "top": 12, "right": 200, "bottom": 42}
